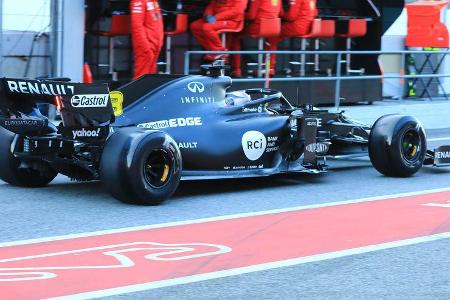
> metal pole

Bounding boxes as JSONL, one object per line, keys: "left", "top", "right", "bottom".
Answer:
{"left": 257, "top": 38, "right": 264, "bottom": 78}
{"left": 399, "top": 52, "right": 406, "bottom": 101}
{"left": 184, "top": 51, "right": 190, "bottom": 75}
{"left": 109, "top": 37, "right": 114, "bottom": 75}
{"left": 51, "top": 0, "right": 64, "bottom": 77}
{"left": 334, "top": 53, "right": 342, "bottom": 111}
{"left": 166, "top": 36, "right": 171, "bottom": 74}
{"left": 300, "top": 39, "right": 307, "bottom": 76}
{"left": 264, "top": 52, "right": 270, "bottom": 88}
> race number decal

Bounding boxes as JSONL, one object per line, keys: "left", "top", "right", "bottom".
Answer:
{"left": 110, "top": 91, "right": 124, "bottom": 116}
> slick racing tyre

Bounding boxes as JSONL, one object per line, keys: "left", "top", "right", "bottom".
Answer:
{"left": 100, "top": 127, "right": 182, "bottom": 205}
{"left": 0, "top": 127, "right": 57, "bottom": 187}
{"left": 369, "top": 114, "right": 426, "bottom": 177}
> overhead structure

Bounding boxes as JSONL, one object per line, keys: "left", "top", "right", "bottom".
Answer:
{"left": 50, "top": 0, "right": 85, "bottom": 81}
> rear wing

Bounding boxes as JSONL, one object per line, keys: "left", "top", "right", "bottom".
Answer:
{"left": 0, "top": 78, "right": 114, "bottom": 140}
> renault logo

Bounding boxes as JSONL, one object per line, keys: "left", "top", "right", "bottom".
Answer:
{"left": 187, "top": 82, "right": 205, "bottom": 93}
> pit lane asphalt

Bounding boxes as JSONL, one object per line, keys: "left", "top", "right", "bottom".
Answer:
{"left": 1, "top": 130, "right": 450, "bottom": 299}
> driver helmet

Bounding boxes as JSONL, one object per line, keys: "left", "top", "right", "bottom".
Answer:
{"left": 225, "top": 91, "right": 251, "bottom": 106}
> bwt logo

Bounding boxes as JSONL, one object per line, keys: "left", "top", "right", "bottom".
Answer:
{"left": 187, "top": 82, "right": 205, "bottom": 93}
{"left": 242, "top": 131, "right": 267, "bottom": 161}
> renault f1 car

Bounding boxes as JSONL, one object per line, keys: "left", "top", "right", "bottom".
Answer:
{"left": 0, "top": 65, "right": 443, "bottom": 205}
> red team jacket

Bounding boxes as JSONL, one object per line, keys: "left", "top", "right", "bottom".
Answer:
{"left": 246, "top": 0, "right": 282, "bottom": 21}
{"left": 203, "top": 0, "right": 248, "bottom": 22}
{"left": 130, "top": 0, "right": 164, "bottom": 78}
{"left": 282, "top": 0, "right": 317, "bottom": 22}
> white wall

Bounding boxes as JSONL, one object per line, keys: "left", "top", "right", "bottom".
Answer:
{"left": 2, "top": 0, "right": 51, "bottom": 32}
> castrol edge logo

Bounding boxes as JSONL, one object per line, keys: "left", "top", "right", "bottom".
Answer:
{"left": 71, "top": 94, "right": 109, "bottom": 108}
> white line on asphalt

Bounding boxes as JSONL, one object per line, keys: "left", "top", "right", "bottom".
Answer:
{"left": 50, "top": 232, "right": 450, "bottom": 300}
{"left": 2, "top": 187, "right": 450, "bottom": 248}
{"left": 428, "top": 137, "right": 450, "bottom": 142}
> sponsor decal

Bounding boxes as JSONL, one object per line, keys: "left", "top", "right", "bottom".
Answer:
{"left": 110, "top": 91, "right": 124, "bottom": 116}
{"left": 138, "top": 117, "right": 202, "bottom": 129}
{"left": 436, "top": 151, "right": 450, "bottom": 159}
{"left": 3, "top": 119, "right": 40, "bottom": 126}
{"left": 242, "top": 131, "right": 267, "bottom": 161}
{"left": 434, "top": 146, "right": 450, "bottom": 165}
{"left": 147, "top": 1, "right": 155, "bottom": 10}
{"left": 72, "top": 128, "right": 101, "bottom": 139}
{"left": 131, "top": 1, "right": 143, "bottom": 14}
{"left": 305, "top": 143, "right": 329, "bottom": 153}
{"left": 306, "top": 118, "right": 322, "bottom": 127}
{"left": 242, "top": 105, "right": 264, "bottom": 113}
{"left": 187, "top": 82, "right": 205, "bottom": 93}
{"left": 225, "top": 164, "right": 264, "bottom": 170}
{"left": 178, "top": 142, "right": 198, "bottom": 149}
{"left": 182, "top": 81, "right": 215, "bottom": 104}
{"left": 6, "top": 80, "right": 75, "bottom": 96}
{"left": 71, "top": 94, "right": 109, "bottom": 108}
{"left": 181, "top": 96, "right": 215, "bottom": 104}
{"left": 232, "top": 166, "right": 246, "bottom": 170}
{"left": 266, "top": 136, "right": 280, "bottom": 153}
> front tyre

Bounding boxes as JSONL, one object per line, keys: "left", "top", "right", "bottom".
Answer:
{"left": 100, "top": 128, "right": 182, "bottom": 205}
{"left": 369, "top": 115, "right": 426, "bottom": 177}
{"left": 0, "top": 127, "right": 57, "bottom": 187}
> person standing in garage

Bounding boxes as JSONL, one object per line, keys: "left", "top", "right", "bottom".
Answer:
{"left": 266, "top": 0, "right": 317, "bottom": 70}
{"left": 190, "top": 0, "right": 248, "bottom": 62}
{"left": 229, "top": 0, "right": 282, "bottom": 76}
{"left": 130, "top": 0, "right": 164, "bottom": 79}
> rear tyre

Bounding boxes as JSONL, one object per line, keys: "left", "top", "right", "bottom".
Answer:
{"left": 0, "top": 127, "right": 57, "bottom": 187}
{"left": 100, "top": 128, "right": 182, "bottom": 205}
{"left": 369, "top": 114, "right": 426, "bottom": 177}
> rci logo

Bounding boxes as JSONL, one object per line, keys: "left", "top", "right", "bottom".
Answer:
{"left": 241, "top": 131, "right": 267, "bottom": 161}
{"left": 187, "top": 82, "right": 205, "bottom": 93}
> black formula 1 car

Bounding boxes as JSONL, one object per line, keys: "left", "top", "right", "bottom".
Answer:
{"left": 0, "top": 65, "right": 445, "bottom": 205}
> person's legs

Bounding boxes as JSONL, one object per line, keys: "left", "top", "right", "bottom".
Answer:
{"left": 201, "top": 21, "right": 230, "bottom": 51}
{"left": 190, "top": 19, "right": 211, "bottom": 50}
{"left": 147, "top": 23, "right": 164, "bottom": 74}
{"left": 266, "top": 36, "right": 283, "bottom": 72}
{"left": 228, "top": 33, "right": 242, "bottom": 75}
{"left": 193, "top": 20, "right": 242, "bottom": 61}
{"left": 229, "top": 23, "right": 261, "bottom": 75}
{"left": 132, "top": 48, "right": 152, "bottom": 79}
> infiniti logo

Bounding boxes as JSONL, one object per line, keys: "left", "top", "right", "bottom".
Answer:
{"left": 187, "top": 82, "right": 205, "bottom": 93}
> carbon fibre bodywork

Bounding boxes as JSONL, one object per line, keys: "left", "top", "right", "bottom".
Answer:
{"left": 0, "top": 72, "right": 376, "bottom": 182}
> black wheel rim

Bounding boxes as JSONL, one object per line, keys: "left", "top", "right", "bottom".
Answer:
{"left": 143, "top": 149, "right": 172, "bottom": 188}
{"left": 401, "top": 130, "right": 421, "bottom": 163}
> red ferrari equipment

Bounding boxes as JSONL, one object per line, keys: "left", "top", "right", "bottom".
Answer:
{"left": 406, "top": 0, "right": 449, "bottom": 48}
{"left": 191, "top": 0, "right": 247, "bottom": 61}
{"left": 130, "top": 0, "right": 164, "bottom": 79}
